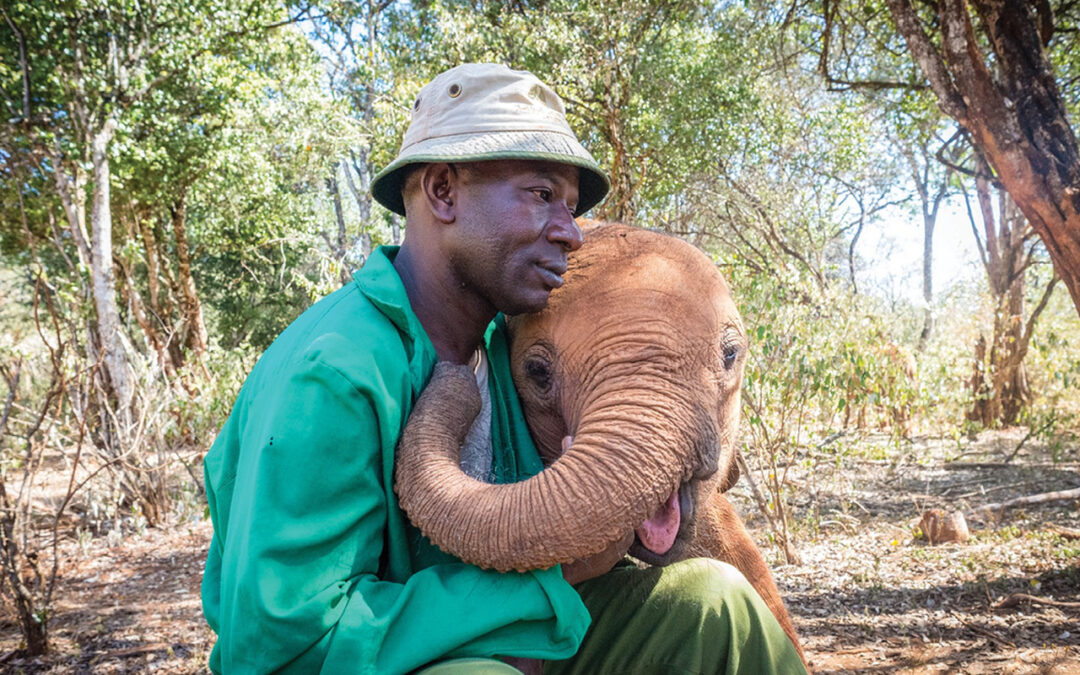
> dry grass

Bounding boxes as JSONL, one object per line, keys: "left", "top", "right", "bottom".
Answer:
{"left": 746, "top": 428, "right": 1080, "bottom": 674}
{"left": 0, "top": 429, "right": 1076, "bottom": 673}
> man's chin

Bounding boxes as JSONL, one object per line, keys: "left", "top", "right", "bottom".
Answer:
{"left": 503, "top": 293, "right": 552, "bottom": 316}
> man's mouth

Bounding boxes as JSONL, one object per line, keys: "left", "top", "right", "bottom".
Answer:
{"left": 535, "top": 262, "right": 567, "bottom": 289}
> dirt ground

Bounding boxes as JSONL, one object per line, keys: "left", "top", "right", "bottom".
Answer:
{"left": 755, "top": 429, "right": 1080, "bottom": 674}
{"left": 1, "top": 429, "right": 1077, "bottom": 673}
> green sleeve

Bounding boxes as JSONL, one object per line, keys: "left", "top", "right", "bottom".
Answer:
{"left": 206, "top": 352, "right": 588, "bottom": 674}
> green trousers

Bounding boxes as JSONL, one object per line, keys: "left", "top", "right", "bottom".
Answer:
{"left": 418, "top": 559, "right": 807, "bottom": 675}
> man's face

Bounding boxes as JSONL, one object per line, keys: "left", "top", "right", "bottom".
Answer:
{"left": 447, "top": 159, "right": 583, "bottom": 315}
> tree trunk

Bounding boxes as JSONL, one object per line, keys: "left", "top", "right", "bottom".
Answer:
{"left": 906, "top": 143, "right": 951, "bottom": 352}
{"left": 133, "top": 206, "right": 184, "bottom": 372}
{"left": 137, "top": 208, "right": 167, "bottom": 325}
{"left": 919, "top": 209, "right": 935, "bottom": 349}
{"left": 967, "top": 334, "right": 992, "bottom": 425}
{"left": 0, "top": 383, "right": 50, "bottom": 655}
{"left": 986, "top": 270, "right": 1031, "bottom": 425}
{"left": 885, "top": 0, "right": 1080, "bottom": 319}
{"left": 344, "top": 153, "right": 371, "bottom": 223}
{"left": 341, "top": 155, "right": 373, "bottom": 267}
{"left": 50, "top": 155, "right": 92, "bottom": 269}
{"left": 964, "top": 176, "right": 1053, "bottom": 426}
{"left": 0, "top": 489, "right": 49, "bottom": 655}
{"left": 598, "top": 109, "right": 636, "bottom": 224}
{"left": 170, "top": 191, "right": 208, "bottom": 364}
{"left": 114, "top": 231, "right": 175, "bottom": 377}
{"left": 391, "top": 214, "right": 402, "bottom": 245}
{"left": 153, "top": 218, "right": 184, "bottom": 361}
{"left": 89, "top": 119, "right": 134, "bottom": 420}
{"left": 325, "top": 169, "right": 352, "bottom": 285}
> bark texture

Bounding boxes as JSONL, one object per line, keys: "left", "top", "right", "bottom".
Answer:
{"left": 964, "top": 169, "right": 1057, "bottom": 426}
{"left": 885, "top": 0, "right": 1080, "bottom": 317}
{"left": 171, "top": 191, "right": 209, "bottom": 364}
{"left": 89, "top": 120, "right": 134, "bottom": 417}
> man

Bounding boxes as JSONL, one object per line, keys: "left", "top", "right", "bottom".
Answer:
{"left": 202, "top": 63, "right": 805, "bottom": 674}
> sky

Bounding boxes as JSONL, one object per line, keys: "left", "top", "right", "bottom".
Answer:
{"left": 859, "top": 198, "right": 985, "bottom": 307}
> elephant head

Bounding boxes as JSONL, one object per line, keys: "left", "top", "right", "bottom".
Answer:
{"left": 395, "top": 223, "right": 748, "bottom": 572}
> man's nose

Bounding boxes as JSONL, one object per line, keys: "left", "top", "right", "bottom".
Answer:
{"left": 547, "top": 205, "right": 584, "bottom": 251}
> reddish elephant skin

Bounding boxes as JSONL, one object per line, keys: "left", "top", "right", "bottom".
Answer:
{"left": 396, "top": 222, "right": 806, "bottom": 665}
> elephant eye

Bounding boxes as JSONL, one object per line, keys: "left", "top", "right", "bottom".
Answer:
{"left": 524, "top": 356, "right": 553, "bottom": 392}
{"left": 722, "top": 345, "right": 739, "bottom": 369}
{"left": 721, "top": 331, "right": 744, "bottom": 371}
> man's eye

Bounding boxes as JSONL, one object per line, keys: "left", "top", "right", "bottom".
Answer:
{"left": 532, "top": 188, "right": 552, "bottom": 201}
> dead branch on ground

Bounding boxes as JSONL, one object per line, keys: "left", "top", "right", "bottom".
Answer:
{"left": 971, "top": 486, "right": 1080, "bottom": 519}
{"left": 992, "top": 593, "right": 1080, "bottom": 612}
{"left": 1045, "top": 524, "right": 1080, "bottom": 540}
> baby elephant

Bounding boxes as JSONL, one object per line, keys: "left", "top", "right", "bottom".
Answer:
{"left": 396, "top": 223, "right": 804, "bottom": 662}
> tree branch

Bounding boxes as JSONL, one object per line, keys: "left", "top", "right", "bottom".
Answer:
{"left": 961, "top": 181, "right": 990, "bottom": 268}
{"left": 128, "top": 9, "right": 313, "bottom": 103}
{"left": 1, "top": 6, "right": 31, "bottom": 120}
{"left": 884, "top": 0, "right": 969, "bottom": 119}
{"left": 1022, "top": 275, "right": 1059, "bottom": 343}
{"left": 823, "top": 77, "right": 929, "bottom": 92}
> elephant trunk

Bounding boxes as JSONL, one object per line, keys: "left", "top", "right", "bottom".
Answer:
{"left": 395, "top": 363, "right": 703, "bottom": 572}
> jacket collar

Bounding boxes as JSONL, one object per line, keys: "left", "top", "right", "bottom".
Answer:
{"left": 354, "top": 246, "right": 437, "bottom": 359}
{"left": 356, "top": 246, "right": 505, "bottom": 388}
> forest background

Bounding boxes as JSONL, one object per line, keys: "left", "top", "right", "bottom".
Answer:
{"left": 1, "top": 0, "right": 1079, "bottom": 670}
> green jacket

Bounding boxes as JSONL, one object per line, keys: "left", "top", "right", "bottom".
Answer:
{"left": 202, "top": 247, "right": 590, "bottom": 674}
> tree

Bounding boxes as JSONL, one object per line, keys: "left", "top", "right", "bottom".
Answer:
{"left": 883, "top": 0, "right": 1080, "bottom": 318}
{"left": 304, "top": 0, "right": 423, "bottom": 273}
{"left": 963, "top": 157, "right": 1059, "bottom": 426}
{"left": 110, "top": 23, "right": 352, "bottom": 364}
{"left": 424, "top": 0, "right": 759, "bottom": 225}
{"left": 1, "top": 0, "right": 295, "bottom": 419}
{"left": 894, "top": 128, "right": 959, "bottom": 350}
{"left": 809, "top": 0, "right": 1073, "bottom": 424}
{"left": 187, "top": 31, "right": 357, "bottom": 349}
{"left": 0, "top": 5, "right": 351, "bottom": 652}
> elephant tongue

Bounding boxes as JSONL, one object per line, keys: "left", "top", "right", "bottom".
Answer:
{"left": 635, "top": 488, "right": 680, "bottom": 555}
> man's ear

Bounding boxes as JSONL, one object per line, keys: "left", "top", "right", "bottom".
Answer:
{"left": 420, "top": 163, "right": 457, "bottom": 223}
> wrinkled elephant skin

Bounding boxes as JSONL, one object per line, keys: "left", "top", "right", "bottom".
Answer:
{"left": 396, "top": 223, "right": 804, "bottom": 662}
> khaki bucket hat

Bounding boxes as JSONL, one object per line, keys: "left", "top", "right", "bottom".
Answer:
{"left": 371, "top": 63, "right": 609, "bottom": 217}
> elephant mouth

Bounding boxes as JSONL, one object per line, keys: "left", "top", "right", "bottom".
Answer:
{"left": 629, "top": 480, "right": 697, "bottom": 564}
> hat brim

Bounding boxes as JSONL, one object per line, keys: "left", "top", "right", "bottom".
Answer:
{"left": 371, "top": 130, "right": 610, "bottom": 217}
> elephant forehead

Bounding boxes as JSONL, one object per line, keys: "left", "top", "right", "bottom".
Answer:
{"left": 623, "top": 252, "right": 696, "bottom": 287}
{"left": 560, "top": 252, "right": 729, "bottom": 315}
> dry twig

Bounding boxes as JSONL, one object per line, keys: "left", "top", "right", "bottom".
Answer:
{"left": 971, "top": 486, "right": 1080, "bottom": 518}
{"left": 950, "top": 612, "right": 1016, "bottom": 648}
{"left": 1045, "top": 524, "right": 1080, "bottom": 540}
{"left": 1002, "top": 418, "right": 1055, "bottom": 463}
{"left": 992, "top": 593, "right": 1080, "bottom": 612}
